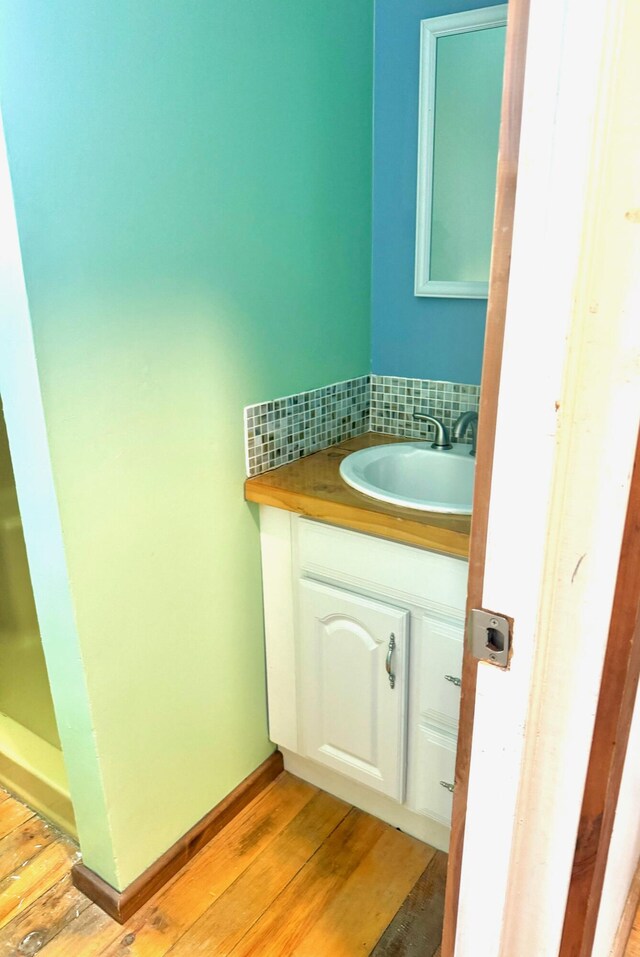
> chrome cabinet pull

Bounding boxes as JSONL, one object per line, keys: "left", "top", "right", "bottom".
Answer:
{"left": 386, "top": 634, "right": 396, "bottom": 689}
{"left": 440, "top": 781, "right": 455, "bottom": 793}
{"left": 444, "top": 674, "right": 462, "bottom": 688}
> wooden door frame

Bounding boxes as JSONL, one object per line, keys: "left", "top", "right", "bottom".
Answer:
{"left": 440, "top": 1, "right": 531, "bottom": 952}
{"left": 558, "top": 431, "right": 640, "bottom": 956}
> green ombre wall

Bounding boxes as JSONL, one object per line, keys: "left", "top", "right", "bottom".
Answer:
{"left": 0, "top": 1, "right": 372, "bottom": 889}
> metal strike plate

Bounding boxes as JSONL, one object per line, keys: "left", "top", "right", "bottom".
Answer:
{"left": 469, "top": 609, "right": 510, "bottom": 668}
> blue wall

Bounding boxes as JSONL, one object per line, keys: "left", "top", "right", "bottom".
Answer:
{"left": 371, "top": 0, "right": 501, "bottom": 385}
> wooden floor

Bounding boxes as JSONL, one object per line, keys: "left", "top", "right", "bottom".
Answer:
{"left": 625, "top": 907, "right": 640, "bottom": 957}
{"left": 0, "top": 772, "right": 446, "bottom": 956}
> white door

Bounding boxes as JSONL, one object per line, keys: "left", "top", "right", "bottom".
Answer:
{"left": 299, "top": 578, "right": 409, "bottom": 801}
{"left": 446, "top": 0, "right": 640, "bottom": 952}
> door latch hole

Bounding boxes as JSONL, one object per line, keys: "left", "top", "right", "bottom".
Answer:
{"left": 486, "top": 627, "right": 505, "bottom": 653}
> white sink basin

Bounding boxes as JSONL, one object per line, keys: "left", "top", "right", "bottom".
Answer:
{"left": 340, "top": 442, "right": 475, "bottom": 514}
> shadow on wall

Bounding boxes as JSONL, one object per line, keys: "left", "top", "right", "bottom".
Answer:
{"left": 0, "top": 404, "right": 74, "bottom": 835}
{"left": 0, "top": 405, "right": 59, "bottom": 747}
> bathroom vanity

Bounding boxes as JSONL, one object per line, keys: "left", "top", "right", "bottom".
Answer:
{"left": 245, "top": 434, "right": 470, "bottom": 851}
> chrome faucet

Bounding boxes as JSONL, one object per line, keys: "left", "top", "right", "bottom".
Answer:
{"left": 413, "top": 410, "right": 452, "bottom": 450}
{"left": 453, "top": 410, "right": 478, "bottom": 456}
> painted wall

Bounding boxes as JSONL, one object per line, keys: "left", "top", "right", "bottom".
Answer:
{"left": 371, "top": 0, "right": 503, "bottom": 384}
{"left": 0, "top": 407, "right": 60, "bottom": 748}
{"left": 0, "top": 0, "right": 373, "bottom": 889}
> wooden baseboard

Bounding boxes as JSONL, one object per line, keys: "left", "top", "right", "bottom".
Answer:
{"left": 611, "top": 855, "right": 640, "bottom": 957}
{"left": 72, "top": 750, "right": 283, "bottom": 923}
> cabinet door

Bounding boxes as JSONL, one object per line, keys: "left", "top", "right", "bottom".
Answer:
{"left": 299, "top": 579, "right": 409, "bottom": 801}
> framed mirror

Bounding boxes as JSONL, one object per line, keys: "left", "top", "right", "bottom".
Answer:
{"left": 415, "top": 5, "right": 507, "bottom": 298}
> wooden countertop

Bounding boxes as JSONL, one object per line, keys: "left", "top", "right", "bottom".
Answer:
{"left": 244, "top": 433, "right": 471, "bottom": 558}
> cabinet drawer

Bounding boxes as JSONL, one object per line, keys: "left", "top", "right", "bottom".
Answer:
{"left": 410, "top": 727, "right": 457, "bottom": 826}
{"left": 297, "top": 518, "right": 468, "bottom": 611}
{"left": 419, "top": 612, "right": 464, "bottom": 734}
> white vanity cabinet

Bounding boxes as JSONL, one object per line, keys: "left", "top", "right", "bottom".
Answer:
{"left": 258, "top": 505, "right": 468, "bottom": 851}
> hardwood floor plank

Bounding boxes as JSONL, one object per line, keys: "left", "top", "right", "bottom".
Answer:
{"left": 11, "top": 772, "right": 446, "bottom": 957}
{"left": 0, "top": 796, "right": 33, "bottom": 841}
{"left": 370, "top": 850, "right": 448, "bottom": 957}
{"left": 102, "top": 775, "right": 320, "bottom": 957}
{"left": 226, "top": 808, "right": 386, "bottom": 957}
{"left": 0, "top": 817, "right": 55, "bottom": 883}
{"left": 37, "top": 902, "right": 122, "bottom": 957}
{"left": 40, "top": 774, "right": 318, "bottom": 957}
{"left": 0, "top": 838, "right": 79, "bottom": 929}
{"left": 0, "top": 873, "right": 90, "bottom": 954}
{"left": 161, "top": 790, "right": 351, "bottom": 957}
{"left": 291, "top": 828, "right": 436, "bottom": 957}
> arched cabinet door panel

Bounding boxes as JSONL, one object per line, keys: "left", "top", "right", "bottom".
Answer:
{"left": 299, "top": 578, "right": 409, "bottom": 802}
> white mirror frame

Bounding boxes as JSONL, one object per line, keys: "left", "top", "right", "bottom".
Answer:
{"left": 414, "top": 5, "right": 508, "bottom": 299}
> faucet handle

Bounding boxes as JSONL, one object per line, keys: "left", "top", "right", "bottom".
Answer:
{"left": 413, "top": 410, "right": 452, "bottom": 450}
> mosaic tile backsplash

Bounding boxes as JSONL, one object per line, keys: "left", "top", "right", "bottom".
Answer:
{"left": 370, "top": 375, "right": 480, "bottom": 442}
{"left": 244, "top": 374, "right": 480, "bottom": 476}
{"left": 244, "top": 376, "right": 370, "bottom": 477}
